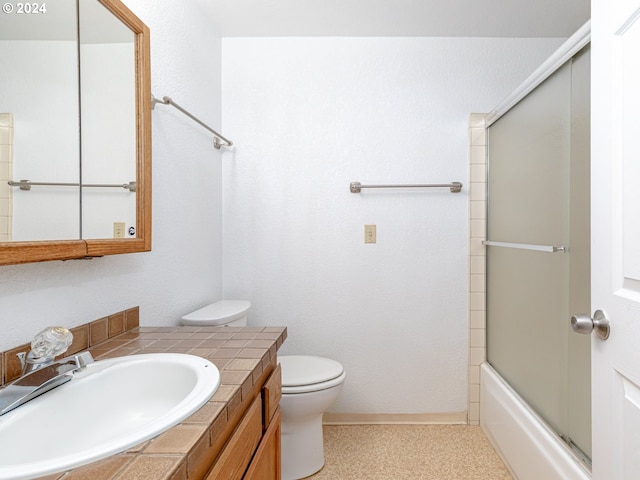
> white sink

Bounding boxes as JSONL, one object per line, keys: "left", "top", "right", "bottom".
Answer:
{"left": 0, "top": 353, "right": 220, "bottom": 480}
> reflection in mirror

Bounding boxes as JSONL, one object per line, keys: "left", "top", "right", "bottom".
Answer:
{"left": 0, "top": 0, "right": 150, "bottom": 265}
{"left": 0, "top": 0, "right": 81, "bottom": 241}
{"left": 79, "top": 0, "right": 137, "bottom": 239}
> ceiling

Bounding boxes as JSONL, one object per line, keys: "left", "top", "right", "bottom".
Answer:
{"left": 197, "top": 0, "right": 590, "bottom": 38}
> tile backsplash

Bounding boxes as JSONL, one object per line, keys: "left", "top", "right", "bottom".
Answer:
{"left": 1, "top": 306, "right": 139, "bottom": 385}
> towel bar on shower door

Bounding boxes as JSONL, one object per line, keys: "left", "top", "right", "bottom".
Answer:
{"left": 482, "top": 240, "right": 567, "bottom": 253}
{"left": 349, "top": 182, "right": 463, "bottom": 193}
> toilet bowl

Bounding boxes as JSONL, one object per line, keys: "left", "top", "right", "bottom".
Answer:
{"left": 180, "top": 301, "right": 346, "bottom": 480}
{"left": 279, "top": 355, "right": 346, "bottom": 480}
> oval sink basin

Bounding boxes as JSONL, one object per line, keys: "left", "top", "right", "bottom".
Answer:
{"left": 0, "top": 353, "right": 220, "bottom": 480}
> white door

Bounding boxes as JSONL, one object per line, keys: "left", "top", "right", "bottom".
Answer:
{"left": 591, "top": 0, "right": 640, "bottom": 478}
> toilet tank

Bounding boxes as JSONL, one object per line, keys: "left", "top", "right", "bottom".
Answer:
{"left": 180, "top": 300, "right": 250, "bottom": 327}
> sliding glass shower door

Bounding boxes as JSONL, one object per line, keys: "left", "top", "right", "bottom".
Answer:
{"left": 486, "top": 46, "right": 591, "bottom": 462}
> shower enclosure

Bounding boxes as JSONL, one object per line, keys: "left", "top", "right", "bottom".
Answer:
{"left": 484, "top": 43, "right": 591, "bottom": 470}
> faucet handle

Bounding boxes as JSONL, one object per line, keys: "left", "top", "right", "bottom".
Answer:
{"left": 30, "top": 326, "right": 73, "bottom": 360}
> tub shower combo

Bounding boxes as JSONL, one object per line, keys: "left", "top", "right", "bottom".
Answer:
{"left": 480, "top": 23, "right": 593, "bottom": 480}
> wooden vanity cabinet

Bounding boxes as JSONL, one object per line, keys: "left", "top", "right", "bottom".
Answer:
{"left": 244, "top": 408, "right": 281, "bottom": 480}
{"left": 205, "top": 364, "right": 282, "bottom": 480}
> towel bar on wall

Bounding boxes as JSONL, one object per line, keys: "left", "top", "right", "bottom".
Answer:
{"left": 151, "top": 95, "right": 233, "bottom": 150}
{"left": 8, "top": 180, "right": 137, "bottom": 192}
{"left": 350, "top": 181, "right": 463, "bottom": 193}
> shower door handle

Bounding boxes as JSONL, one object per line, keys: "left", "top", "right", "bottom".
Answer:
{"left": 570, "top": 310, "right": 610, "bottom": 340}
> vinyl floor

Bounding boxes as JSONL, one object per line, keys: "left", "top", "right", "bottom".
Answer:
{"left": 306, "top": 424, "right": 513, "bottom": 480}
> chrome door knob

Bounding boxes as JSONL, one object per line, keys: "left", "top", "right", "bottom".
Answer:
{"left": 571, "top": 310, "right": 610, "bottom": 340}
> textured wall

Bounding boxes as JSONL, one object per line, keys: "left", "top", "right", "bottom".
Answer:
{"left": 0, "top": 8, "right": 564, "bottom": 415}
{"left": 0, "top": 0, "right": 224, "bottom": 351}
{"left": 1, "top": 40, "right": 79, "bottom": 240}
{"left": 221, "top": 37, "right": 563, "bottom": 414}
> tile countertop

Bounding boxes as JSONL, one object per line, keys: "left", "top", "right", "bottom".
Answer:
{"left": 37, "top": 325, "right": 287, "bottom": 480}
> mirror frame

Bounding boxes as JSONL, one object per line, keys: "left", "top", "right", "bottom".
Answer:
{"left": 0, "top": 0, "right": 151, "bottom": 266}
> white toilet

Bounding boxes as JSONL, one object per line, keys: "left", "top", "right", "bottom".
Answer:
{"left": 279, "top": 354, "right": 346, "bottom": 480}
{"left": 180, "top": 300, "right": 251, "bottom": 327}
{"left": 180, "top": 301, "right": 346, "bottom": 480}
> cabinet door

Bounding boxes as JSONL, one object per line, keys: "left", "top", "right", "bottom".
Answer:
{"left": 262, "top": 364, "right": 281, "bottom": 428}
{"left": 206, "top": 395, "right": 263, "bottom": 480}
{"left": 244, "top": 408, "right": 281, "bottom": 480}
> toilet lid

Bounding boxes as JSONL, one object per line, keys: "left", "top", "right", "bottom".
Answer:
{"left": 279, "top": 355, "right": 344, "bottom": 387}
{"left": 181, "top": 300, "right": 250, "bottom": 325}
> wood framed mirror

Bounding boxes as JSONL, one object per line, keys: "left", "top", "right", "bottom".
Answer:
{"left": 0, "top": 0, "right": 151, "bottom": 265}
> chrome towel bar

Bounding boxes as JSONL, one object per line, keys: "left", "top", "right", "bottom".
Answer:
{"left": 350, "top": 181, "right": 463, "bottom": 193}
{"left": 151, "top": 95, "right": 233, "bottom": 149}
{"left": 8, "top": 180, "right": 136, "bottom": 192}
{"left": 482, "top": 240, "right": 567, "bottom": 253}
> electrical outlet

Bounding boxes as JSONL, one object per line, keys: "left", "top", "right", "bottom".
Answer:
{"left": 364, "top": 224, "right": 376, "bottom": 244}
{"left": 113, "top": 222, "right": 126, "bottom": 238}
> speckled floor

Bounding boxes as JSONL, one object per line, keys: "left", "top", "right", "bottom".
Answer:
{"left": 307, "top": 424, "right": 513, "bottom": 479}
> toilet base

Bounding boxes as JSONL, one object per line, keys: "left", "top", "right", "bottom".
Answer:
{"left": 280, "top": 384, "right": 344, "bottom": 480}
{"left": 281, "top": 412, "right": 325, "bottom": 480}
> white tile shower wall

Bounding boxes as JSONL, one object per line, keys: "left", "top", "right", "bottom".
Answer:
{"left": 0, "top": 113, "right": 12, "bottom": 242}
{"left": 468, "top": 113, "right": 487, "bottom": 425}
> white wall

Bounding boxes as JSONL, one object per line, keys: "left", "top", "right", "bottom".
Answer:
{"left": 81, "top": 43, "right": 137, "bottom": 240}
{"left": 0, "top": 0, "right": 224, "bottom": 351}
{"left": 0, "top": 5, "right": 565, "bottom": 417}
{"left": 0, "top": 40, "right": 80, "bottom": 240}
{"left": 0, "top": 41, "right": 137, "bottom": 241}
{"left": 221, "top": 37, "right": 564, "bottom": 414}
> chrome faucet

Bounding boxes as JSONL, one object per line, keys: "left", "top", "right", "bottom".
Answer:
{"left": 17, "top": 326, "right": 74, "bottom": 375}
{"left": 0, "top": 327, "right": 94, "bottom": 416}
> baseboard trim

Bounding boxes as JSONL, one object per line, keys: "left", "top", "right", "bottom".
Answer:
{"left": 322, "top": 412, "right": 467, "bottom": 425}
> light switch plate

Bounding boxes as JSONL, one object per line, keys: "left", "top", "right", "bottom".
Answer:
{"left": 113, "top": 222, "right": 125, "bottom": 238}
{"left": 364, "top": 224, "right": 376, "bottom": 244}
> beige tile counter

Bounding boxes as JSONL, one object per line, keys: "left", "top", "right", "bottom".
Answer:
{"left": 35, "top": 325, "right": 287, "bottom": 480}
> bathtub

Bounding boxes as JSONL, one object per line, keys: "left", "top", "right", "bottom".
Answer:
{"left": 480, "top": 363, "right": 591, "bottom": 480}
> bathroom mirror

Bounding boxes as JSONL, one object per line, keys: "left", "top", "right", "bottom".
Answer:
{"left": 0, "top": 0, "right": 151, "bottom": 265}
